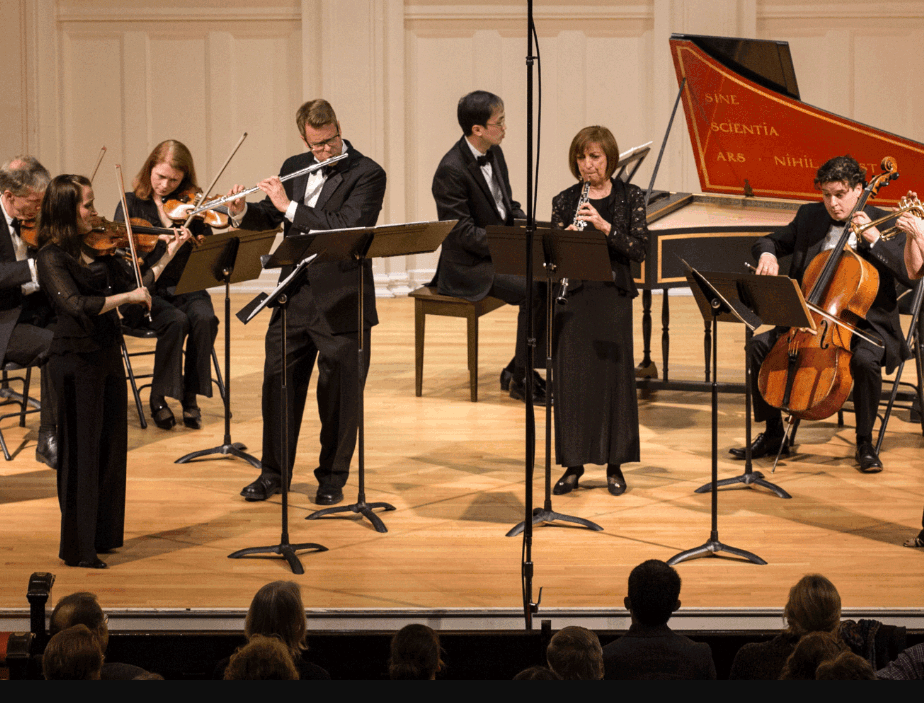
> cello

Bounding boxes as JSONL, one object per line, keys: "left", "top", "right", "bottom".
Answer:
{"left": 757, "top": 157, "right": 899, "bottom": 422}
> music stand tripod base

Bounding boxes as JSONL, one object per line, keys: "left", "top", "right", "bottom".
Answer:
{"left": 694, "top": 470, "right": 791, "bottom": 499}
{"left": 306, "top": 499, "right": 396, "bottom": 534}
{"left": 228, "top": 541, "right": 328, "bottom": 576}
{"left": 177, "top": 442, "right": 260, "bottom": 468}
{"left": 506, "top": 507, "right": 603, "bottom": 537}
{"left": 667, "top": 533, "right": 767, "bottom": 567}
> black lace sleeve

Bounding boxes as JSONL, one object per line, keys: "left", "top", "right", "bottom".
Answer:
{"left": 551, "top": 187, "right": 577, "bottom": 230}
{"left": 608, "top": 182, "right": 647, "bottom": 264}
{"left": 36, "top": 245, "right": 106, "bottom": 325}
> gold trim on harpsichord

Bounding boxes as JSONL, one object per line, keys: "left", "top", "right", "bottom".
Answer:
{"left": 670, "top": 40, "right": 924, "bottom": 206}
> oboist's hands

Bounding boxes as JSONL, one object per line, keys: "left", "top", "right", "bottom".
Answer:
{"left": 224, "top": 177, "right": 291, "bottom": 216}
{"left": 569, "top": 201, "right": 612, "bottom": 235}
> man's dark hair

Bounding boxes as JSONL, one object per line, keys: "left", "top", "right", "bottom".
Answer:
{"left": 42, "top": 625, "right": 103, "bottom": 680}
{"left": 814, "top": 155, "right": 866, "bottom": 189}
{"left": 627, "top": 559, "right": 681, "bottom": 626}
{"left": 49, "top": 592, "right": 106, "bottom": 637}
{"left": 457, "top": 91, "right": 503, "bottom": 136}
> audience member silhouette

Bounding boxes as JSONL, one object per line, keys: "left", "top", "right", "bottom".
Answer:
{"left": 603, "top": 559, "right": 716, "bottom": 679}
{"left": 816, "top": 650, "right": 877, "bottom": 680}
{"left": 729, "top": 573, "right": 842, "bottom": 680}
{"left": 779, "top": 631, "right": 846, "bottom": 680}
{"left": 546, "top": 626, "right": 604, "bottom": 680}
{"left": 42, "top": 624, "right": 103, "bottom": 680}
{"left": 224, "top": 635, "right": 299, "bottom": 680}
{"left": 389, "top": 624, "right": 443, "bottom": 680}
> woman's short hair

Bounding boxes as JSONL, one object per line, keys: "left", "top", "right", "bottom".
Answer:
{"left": 779, "top": 631, "right": 846, "bottom": 680}
{"left": 245, "top": 581, "right": 307, "bottom": 659}
{"left": 224, "top": 635, "right": 299, "bottom": 680}
{"left": 783, "top": 574, "right": 841, "bottom": 637}
{"left": 568, "top": 126, "right": 620, "bottom": 182}
{"left": 132, "top": 139, "right": 198, "bottom": 200}
{"left": 389, "top": 624, "right": 443, "bottom": 680}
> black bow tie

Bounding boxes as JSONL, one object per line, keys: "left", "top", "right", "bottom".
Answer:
{"left": 10, "top": 218, "right": 21, "bottom": 235}
{"left": 476, "top": 151, "right": 494, "bottom": 167}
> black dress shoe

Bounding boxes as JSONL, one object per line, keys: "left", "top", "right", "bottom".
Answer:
{"left": 240, "top": 475, "right": 282, "bottom": 502}
{"left": 509, "top": 376, "right": 548, "bottom": 404}
{"left": 35, "top": 428, "right": 57, "bottom": 469}
{"left": 607, "top": 465, "right": 627, "bottom": 496}
{"left": 729, "top": 432, "right": 789, "bottom": 459}
{"left": 553, "top": 466, "right": 584, "bottom": 495}
{"left": 182, "top": 404, "right": 202, "bottom": 430}
{"left": 315, "top": 487, "right": 344, "bottom": 506}
{"left": 150, "top": 399, "right": 176, "bottom": 430}
{"left": 65, "top": 557, "right": 107, "bottom": 569}
{"left": 855, "top": 441, "right": 883, "bottom": 473}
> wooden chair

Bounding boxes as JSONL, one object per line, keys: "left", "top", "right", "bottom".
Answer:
{"left": 409, "top": 286, "right": 505, "bottom": 402}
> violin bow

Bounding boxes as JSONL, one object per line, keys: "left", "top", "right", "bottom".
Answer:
{"left": 89, "top": 146, "right": 107, "bottom": 184}
{"left": 115, "top": 164, "right": 153, "bottom": 324}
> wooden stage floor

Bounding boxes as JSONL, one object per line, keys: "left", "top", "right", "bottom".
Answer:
{"left": 1, "top": 292, "right": 922, "bottom": 631}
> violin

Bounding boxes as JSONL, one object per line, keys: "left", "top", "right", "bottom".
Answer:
{"left": 162, "top": 186, "right": 231, "bottom": 229}
{"left": 757, "top": 157, "right": 899, "bottom": 422}
{"left": 83, "top": 216, "right": 175, "bottom": 255}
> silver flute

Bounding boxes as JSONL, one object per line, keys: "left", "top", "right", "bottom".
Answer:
{"left": 556, "top": 180, "right": 591, "bottom": 305}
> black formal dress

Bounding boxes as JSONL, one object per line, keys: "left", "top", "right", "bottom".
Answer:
{"left": 36, "top": 244, "right": 151, "bottom": 564}
{"left": 431, "top": 137, "right": 542, "bottom": 373}
{"left": 549, "top": 180, "right": 647, "bottom": 467}
{"left": 236, "top": 142, "right": 386, "bottom": 491}
{"left": 114, "top": 194, "right": 218, "bottom": 404}
{"left": 747, "top": 202, "right": 913, "bottom": 441}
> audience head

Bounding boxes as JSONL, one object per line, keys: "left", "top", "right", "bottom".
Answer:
{"left": 783, "top": 574, "right": 841, "bottom": 637}
{"left": 245, "top": 580, "right": 307, "bottom": 659}
{"left": 625, "top": 559, "right": 682, "bottom": 626}
{"left": 389, "top": 624, "right": 443, "bottom": 680}
{"left": 49, "top": 591, "right": 108, "bottom": 651}
{"left": 546, "top": 626, "right": 604, "bottom": 680}
{"left": 224, "top": 635, "right": 299, "bottom": 680}
{"left": 43, "top": 624, "right": 104, "bottom": 680}
{"left": 779, "top": 631, "right": 846, "bottom": 680}
{"left": 815, "top": 650, "right": 877, "bottom": 680}
{"left": 514, "top": 665, "right": 562, "bottom": 680}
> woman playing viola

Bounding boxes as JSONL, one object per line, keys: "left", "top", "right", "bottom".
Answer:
{"left": 36, "top": 174, "right": 189, "bottom": 568}
{"left": 114, "top": 140, "right": 218, "bottom": 430}
{"left": 550, "top": 126, "right": 647, "bottom": 497}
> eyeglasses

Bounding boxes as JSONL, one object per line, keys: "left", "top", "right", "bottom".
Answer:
{"left": 485, "top": 118, "right": 505, "bottom": 129}
{"left": 307, "top": 132, "right": 341, "bottom": 152}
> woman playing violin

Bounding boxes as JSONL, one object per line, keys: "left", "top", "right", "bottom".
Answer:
{"left": 549, "top": 126, "right": 647, "bottom": 497}
{"left": 114, "top": 140, "right": 219, "bottom": 430}
{"left": 36, "top": 174, "right": 190, "bottom": 568}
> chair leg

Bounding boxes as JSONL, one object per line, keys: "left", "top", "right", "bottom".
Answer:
{"left": 414, "top": 302, "right": 425, "bottom": 398}
{"left": 19, "top": 368, "right": 31, "bottom": 427}
{"left": 467, "top": 312, "right": 478, "bottom": 403}
{"left": 121, "top": 340, "right": 148, "bottom": 429}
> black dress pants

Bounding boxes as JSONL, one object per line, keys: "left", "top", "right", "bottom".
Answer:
{"left": 260, "top": 287, "right": 371, "bottom": 490}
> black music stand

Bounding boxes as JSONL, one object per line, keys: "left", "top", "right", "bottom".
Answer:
{"left": 305, "top": 220, "right": 455, "bottom": 533}
{"left": 229, "top": 251, "right": 327, "bottom": 574}
{"left": 668, "top": 263, "right": 766, "bottom": 566}
{"left": 174, "top": 227, "right": 277, "bottom": 468}
{"left": 487, "top": 224, "right": 613, "bottom": 536}
{"left": 689, "top": 271, "right": 813, "bottom": 499}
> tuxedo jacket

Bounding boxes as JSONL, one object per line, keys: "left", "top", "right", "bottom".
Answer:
{"left": 0, "top": 216, "right": 39, "bottom": 364}
{"left": 753, "top": 201, "right": 913, "bottom": 373}
{"left": 240, "top": 142, "right": 386, "bottom": 335}
{"left": 431, "top": 137, "right": 525, "bottom": 301}
{"left": 602, "top": 623, "right": 716, "bottom": 680}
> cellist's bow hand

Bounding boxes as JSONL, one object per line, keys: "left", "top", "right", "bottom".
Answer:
{"left": 755, "top": 253, "right": 779, "bottom": 276}
{"left": 851, "top": 210, "right": 881, "bottom": 244}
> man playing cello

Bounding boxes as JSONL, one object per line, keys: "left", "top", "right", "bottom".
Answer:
{"left": 730, "top": 155, "right": 914, "bottom": 472}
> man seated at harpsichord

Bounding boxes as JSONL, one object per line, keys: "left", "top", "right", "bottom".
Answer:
{"left": 729, "top": 155, "right": 913, "bottom": 473}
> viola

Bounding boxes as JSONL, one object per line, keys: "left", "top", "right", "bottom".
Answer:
{"left": 757, "top": 157, "right": 898, "bottom": 421}
{"left": 84, "top": 216, "right": 174, "bottom": 255}
{"left": 162, "top": 186, "right": 231, "bottom": 229}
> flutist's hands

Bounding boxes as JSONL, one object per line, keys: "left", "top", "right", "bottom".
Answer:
{"left": 225, "top": 184, "right": 247, "bottom": 217}
{"left": 258, "top": 177, "right": 291, "bottom": 213}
